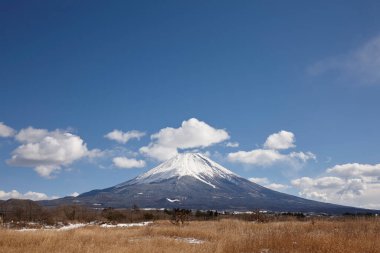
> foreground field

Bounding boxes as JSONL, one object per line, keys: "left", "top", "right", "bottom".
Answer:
{"left": 1, "top": 218, "right": 379, "bottom": 253}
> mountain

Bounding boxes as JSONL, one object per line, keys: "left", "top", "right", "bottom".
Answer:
{"left": 42, "top": 153, "right": 373, "bottom": 214}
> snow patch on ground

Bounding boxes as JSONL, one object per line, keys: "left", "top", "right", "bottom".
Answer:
{"left": 15, "top": 221, "right": 152, "bottom": 231}
{"left": 175, "top": 237, "right": 205, "bottom": 244}
{"left": 100, "top": 221, "right": 152, "bottom": 228}
{"left": 17, "top": 228, "right": 38, "bottom": 232}
{"left": 128, "top": 236, "right": 205, "bottom": 244}
{"left": 16, "top": 223, "right": 88, "bottom": 231}
{"left": 141, "top": 208, "right": 165, "bottom": 211}
{"left": 58, "top": 223, "right": 87, "bottom": 230}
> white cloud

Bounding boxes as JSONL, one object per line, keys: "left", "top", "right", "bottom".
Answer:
{"left": 227, "top": 131, "right": 315, "bottom": 168}
{"left": 292, "top": 176, "right": 369, "bottom": 204}
{"left": 292, "top": 177, "right": 346, "bottom": 191}
{"left": 198, "top": 150, "right": 211, "bottom": 158}
{"left": 308, "top": 35, "right": 380, "bottom": 85}
{"left": 228, "top": 149, "right": 315, "bottom": 167}
{"left": 327, "top": 163, "right": 380, "bottom": 178}
{"left": 226, "top": 142, "right": 239, "bottom": 148}
{"left": 249, "top": 177, "right": 289, "bottom": 192}
{"left": 8, "top": 127, "right": 91, "bottom": 178}
{"left": 15, "top": 127, "right": 48, "bottom": 143}
{"left": 249, "top": 177, "right": 270, "bottom": 184}
{"left": 289, "top": 151, "right": 317, "bottom": 162}
{"left": 87, "top": 148, "right": 105, "bottom": 159}
{"left": 228, "top": 149, "right": 286, "bottom": 166}
{"left": 0, "top": 122, "right": 16, "bottom": 137}
{"left": 264, "top": 130, "right": 295, "bottom": 150}
{"left": 0, "top": 189, "right": 57, "bottom": 201}
{"left": 140, "top": 145, "right": 178, "bottom": 161}
{"left": 266, "top": 183, "right": 290, "bottom": 191}
{"left": 113, "top": 156, "right": 146, "bottom": 169}
{"left": 292, "top": 163, "right": 380, "bottom": 209}
{"left": 140, "top": 118, "right": 230, "bottom": 161}
{"left": 105, "top": 130, "right": 145, "bottom": 144}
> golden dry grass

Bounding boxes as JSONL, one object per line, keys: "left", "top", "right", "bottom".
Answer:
{"left": 1, "top": 218, "right": 380, "bottom": 253}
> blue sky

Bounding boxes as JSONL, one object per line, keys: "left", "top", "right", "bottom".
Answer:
{"left": 1, "top": 0, "right": 380, "bottom": 208}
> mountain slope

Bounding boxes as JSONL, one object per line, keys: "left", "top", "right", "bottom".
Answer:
{"left": 117, "top": 153, "right": 238, "bottom": 188}
{"left": 42, "top": 153, "right": 374, "bottom": 213}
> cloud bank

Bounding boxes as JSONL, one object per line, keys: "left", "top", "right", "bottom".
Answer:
{"left": 0, "top": 189, "right": 58, "bottom": 201}
{"left": 292, "top": 163, "right": 380, "bottom": 209}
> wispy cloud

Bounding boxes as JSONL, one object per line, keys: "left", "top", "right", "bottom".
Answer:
{"left": 226, "top": 142, "right": 239, "bottom": 148}
{"left": 249, "top": 177, "right": 290, "bottom": 192}
{"left": 308, "top": 35, "right": 380, "bottom": 86}
{"left": 104, "top": 130, "right": 145, "bottom": 144}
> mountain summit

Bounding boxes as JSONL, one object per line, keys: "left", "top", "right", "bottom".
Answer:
{"left": 43, "top": 153, "right": 372, "bottom": 214}
{"left": 118, "top": 153, "right": 237, "bottom": 188}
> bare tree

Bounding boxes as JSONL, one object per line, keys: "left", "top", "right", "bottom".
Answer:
{"left": 170, "top": 209, "right": 191, "bottom": 225}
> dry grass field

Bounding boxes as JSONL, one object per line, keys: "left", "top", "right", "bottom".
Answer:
{"left": 1, "top": 218, "right": 379, "bottom": 253}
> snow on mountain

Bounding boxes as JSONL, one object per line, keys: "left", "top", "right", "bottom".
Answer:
{"left": 118, "top": 153, "right": 237, "bottom": 188}
{"left": 42, "top": 152, "right": 376, "bottom": 213}
{"left": 166, "top": 198, "right": 180, "bottom": 203}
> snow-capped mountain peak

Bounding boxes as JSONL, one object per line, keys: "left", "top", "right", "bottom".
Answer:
{"left": 122, "top": 153, "right": 238, "bottom": 188}
{"left": 62, "top": 153, "right": 368, "bottom": 214}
